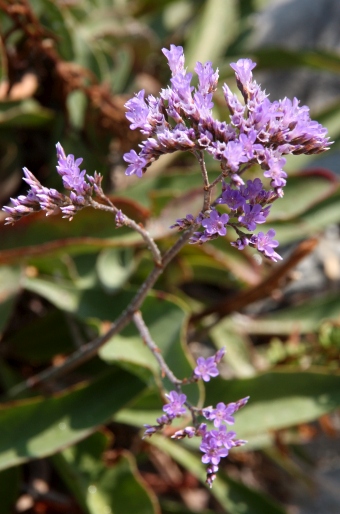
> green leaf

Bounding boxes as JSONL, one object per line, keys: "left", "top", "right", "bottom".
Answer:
{"left": 231, "top": 292, "right": 340, "bottom": 335}
{"left": 0, "top": 266, "right": 22, "bottom": 336}
{"left": 270, "top": 186, "right": 340, "bottom": 245}
{"left": 205, "top": 369, "right": 340, "bottom": 442}
{"left": 98, "top": 292, "right": 201, "bottom": 403}
{"left": 21, "top": 276, "right": 196, "bottom": 393}
{"left": 67, "top": 90, "right": 87, "bottom": 130}
{"left": 0, "top": 196, "right": 152, "bottom": 267}
{"left": 0, "top": 99, "right": 53, "bottom": 127}
{"left": 0, "top": 368, "right": 145, "bottom": 471}
{"left": 150, "top": 436, "right": 286, "bottom": 514}
{"left": 0, "top": 467, "right": 21, "bottom": 514}
{"left": 53, "top": 432, "right": 160, "bottom": 514}
{"left": 252, "top": 48, "right": 340, "bottom": 75}
{"left": 96, "top": 248, "right": 136, "bottom": 292}
{"left": 269, "top": 169, "right": 338, "bottom": 221}
{"left": 210, "top": 319, "right": 256, "bottom": 377}
{"left": 31, "top": 0, "right": 74, "bottom": 60}
{"left": 6, "top": 309, "right": 75, "bottom": 364}
{"left": 185, "top": 0, "right": 238, "bottom": 67}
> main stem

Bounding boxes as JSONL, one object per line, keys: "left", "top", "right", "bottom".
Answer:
{"left": 7, "top": 223, "right": 199, "bottom": 398}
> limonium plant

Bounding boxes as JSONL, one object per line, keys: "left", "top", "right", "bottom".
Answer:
{"left": 3, "top": 45, "right": 330, "bottom": 486}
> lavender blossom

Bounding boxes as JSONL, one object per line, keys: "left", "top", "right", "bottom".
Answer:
{"left": 123, "top": 149, "right": 148, "bottom": 178}
{"left": 3, "top": 144, "right": 103, "bottom": 224}
{"left": 115, "top": 209, "right": 126, "bottom": 227}
{"left": 56, "top": 143, "right": 91, "bottom": 197}
{"left": 121, "top": 46, "right": 330, "bottom": 265}
{"left": 203, "top": 402, "right": 236, "bottom": 428}
{"left": 201, "top": 210, "right": 229, "bottom": 237}
{"left": 238, "top": 203, "right": 268, "bottom": 231}
{"left": 251, "top": 229, "right": 282, "bottom": 261}
{"left": 194, "top": 356, "right": 219, "bottom": 382}
{"left": 163, "top": 391, "right": 187, "bottom": 418}
{"left": 214, "top": 347, "right": 226, "bottom": 364}
{"left": 162, "top": 45, "right": 185, "bottom": 76}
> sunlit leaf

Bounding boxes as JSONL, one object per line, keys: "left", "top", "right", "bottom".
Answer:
{"left": 185, "top": 0, "right": 238, "bottom": 67}
{"left": 0, "top": 368, "right": 145, "bottom": 471}
{"left": 205, "top": 369, "right": 340, "bottom": 441}
{"left": 96, "top": 248, "right": 136, "bottom": 292}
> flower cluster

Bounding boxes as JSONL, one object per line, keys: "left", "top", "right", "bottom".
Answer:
{"left": 3, "top": 144, "right": 103, "bottom": 224}
{"left": 143, "top": 347, "right": 248, "bottom": 487}
{"left": 124, "top": 45, "right": 330, "bottom": 261}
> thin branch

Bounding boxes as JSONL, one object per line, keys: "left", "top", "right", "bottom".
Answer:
{"left": 6, "top": 223, "right": 199, "bottom": 399}
{"left": 89, "top": 198, "right": 162, "bottom": 266}
{"left": 207, "top": 172, "right": 224, "bottom": 191}
{"left": 133, "top": 311, "right": 181, "bottom": 385}
{"left": 194, "top": 150, "right": 211, "bottom": 212}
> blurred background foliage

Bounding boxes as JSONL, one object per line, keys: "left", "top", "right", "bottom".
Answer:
{"left": 1, "top": 0, "right": 340, "bottom": 513}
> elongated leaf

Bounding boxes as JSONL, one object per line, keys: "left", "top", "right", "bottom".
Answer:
{"left": 0, "top": 197, "right": 149, "bottom": 261}
{"left": 269, "top": 169, "right": 338, "bottom": 221}
{"left": 0, "top": 368, "right": 145, "bottom": 471}
{"left": 0, "top": 99, "right": 53, "bottom": 127}
{"left": 53, "top": 432, "right": 160, "bottom": 514}
{"left": 21, "top": 276, "right": 197, "bottom": 391}
{"left": 210, "top": 319, "right": 256, "bottom": 377}
{"left": 185, "top": 0, "right": 238, "bottom": 67}
{"left": 230, "top": 292, "right": 340, "bottom": 335}
{"left": 205, "top": 369, "right": 340, "bottom": 441}
{"left": 0, "top": 467, "right": 20, "bottom": 514}
{"left": 0, "top": 266, "right": 22, "bottom": 336}
{"left": 98, "top": 292, "right": 201, "bottom": 404}
{"left": 271, "top": 186, "right": 340, "bottom": 245}
{"left": 96, "top": 248, "right": 136, "bottom": 292}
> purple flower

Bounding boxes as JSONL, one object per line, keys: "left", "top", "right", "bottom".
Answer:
{"left": 230, "top": 58, "right": 256, "bottom": 85}
{"left": 170, "top": 71, "right": 195, "bottom": 114}
{"left": 231, "top": 236, "right": 250, "bottom": 251}
{"left": 235, "top": 396, "right": 250, "bottom": 411}
{"left": 263, "top": 157, "right": 287, "bottom": 188}
{"left": 125, "top": 90, "right": 150, "bottom": 132}
{"left": 239, "top": 130, "right": 263, "bottom": 159}
{"left": 210, "top": 425, "right": 237, "bottom": 449}
{"left": 223, "top": 84, "right": 245, "bottom": 118}
{"left": 238, "top": 203, "right": 267, "bottom": 231}
{"left": 200, "top": 432, "right": 230, "bottom": 465}
{"left": 163, "top": 391, "right": 187, "bottom": 418}
{"left": 240, "top": 178, "right": 263, "bottom": 201}
{"left": 201, "top": 210, "right": 229, "bottom": 236}
{"left": 214, "top": 347, "right": 226, "bottom": 364}
{"left": 115, "top": 209, "right": 125, "bottom": 227}
{"left": 223, "top": 140, "right": 247, "bottom": 172}
{"left": 203, "top": 402, "right": 236, "bottom": 427}
{"left": 194, "top": 92, "right": 214, "bottom": 118}
{"left": 219, "top": 185, "right": 245, "bottom": 210}
{"left": 162, "top": 45, "right": 185, "bottom": 76}
{"left": 143, "top": 425, "right": 158, "bottom": 437}
{"left": 172, "top": 426, "right": 196, "bottom": 439}
{"left": 123, "top": 149, "right": 148, "bottom": 178}
{"left": 194, "top": 356, "right": 219, "bottom": 382}
{"left": 55, "top": 143, "right": 91, "bottom": 197}
{"left": 252, "top": 229, "right": 282, "bottom": 262}
{"left": 194, "top": 61, "right": 219, "bottom": 95}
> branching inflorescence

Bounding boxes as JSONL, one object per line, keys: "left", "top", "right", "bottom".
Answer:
{"left": 124, "top": 45, "right": 330, "bottom": 261}
{"left": 2, "top": 45, "right": 330, "bottom": 487}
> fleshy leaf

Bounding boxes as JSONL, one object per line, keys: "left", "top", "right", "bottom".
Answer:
{"left": 0, "top": 368, "right": 145, "bottom": 471}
